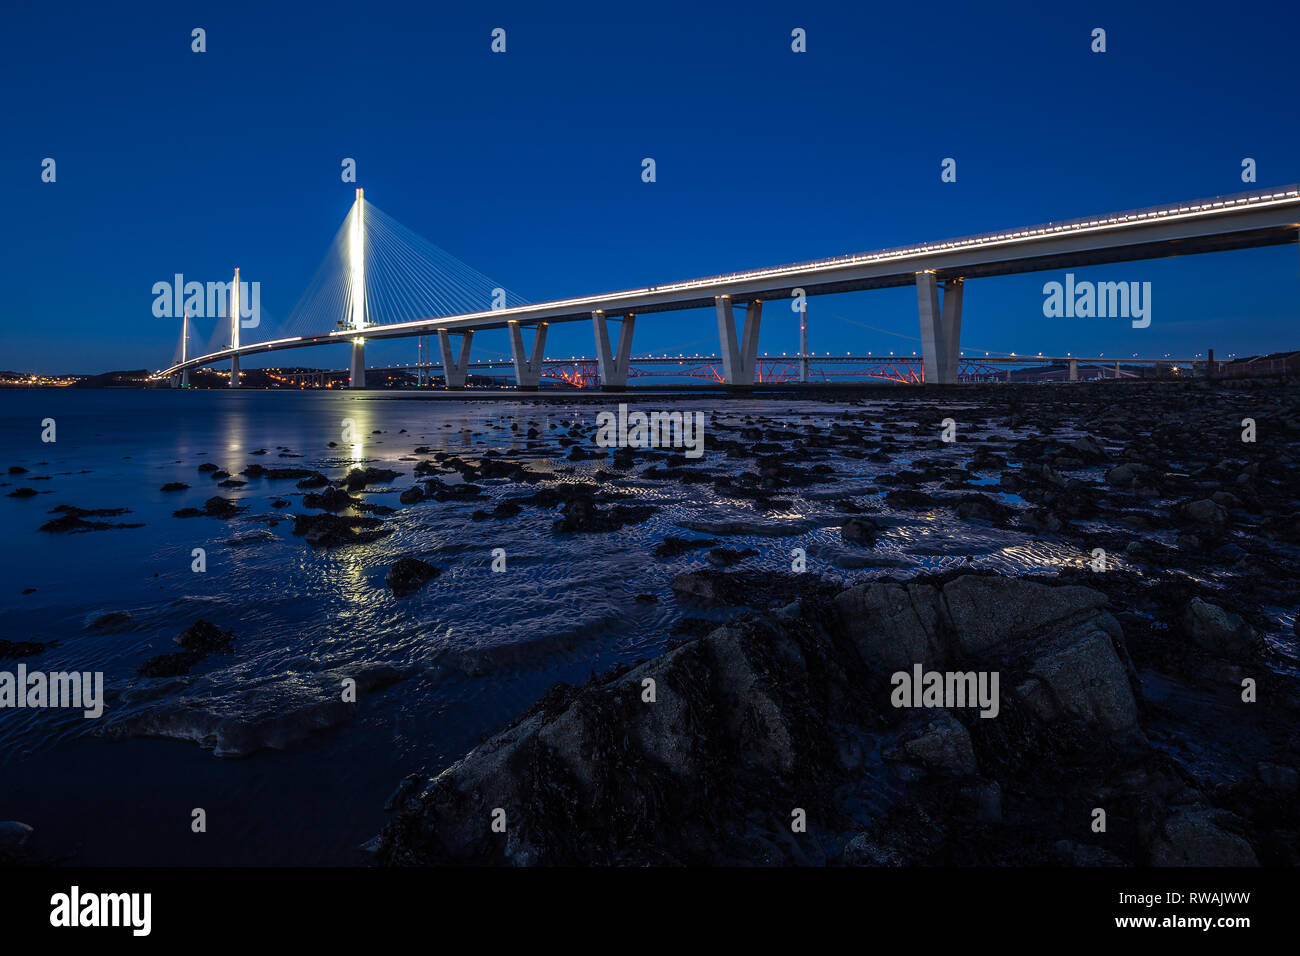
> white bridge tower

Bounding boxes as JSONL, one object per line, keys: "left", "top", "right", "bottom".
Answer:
{"left": 229, "top": 266, "right": 241, "bottom": 387}
{"left": 348, "top": 188, "right": 367, "bottom": 388}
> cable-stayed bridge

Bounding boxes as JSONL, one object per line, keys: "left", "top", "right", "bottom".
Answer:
{"left": 158, "top": 185, "right": 1300, "bottom": 389}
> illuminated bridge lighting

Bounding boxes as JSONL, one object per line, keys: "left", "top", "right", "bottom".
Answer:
{"left": 156, "top": 184, "right": 1300, "bottom": 381}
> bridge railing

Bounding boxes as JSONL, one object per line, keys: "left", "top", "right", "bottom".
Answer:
{"left": 649, "top": 185, "right": 1300, "bottom": 294}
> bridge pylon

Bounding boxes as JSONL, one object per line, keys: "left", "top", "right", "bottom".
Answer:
{"left": 229, "top": 268, "right": 241, "bottom": 387}
{"left": 348, "top": 188, "right": 367, "bottom": 388}
{"left": 175, "top": 308, "right": 190, "bottom": 388}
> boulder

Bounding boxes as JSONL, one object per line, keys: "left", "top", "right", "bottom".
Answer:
{"left": 385, "top": 558, "right": 441, "bottom": 596}
{"left": 889, "top": 711, "right": 977, "bottom": 776}
{"left": 1176, "top": 498, "right": 1228, "bottom": 533}
{"left": 940, "top": 576, "right": 1109, "bottom": 656}
{"left": 833, "top": 582, "right": 946, "bottom": 671}
{"left": 1182, "top": 598, "right": 1262, "bottom": 657}
{"left": 1149, "top": 808, "right": 1258, "bottom": 867}
{"left": 302, "top": 486, "right": 357, "bottom": 511}
{"left": 0, "top": 821, "right": 33, "bottom": 858}
{"left": 840, "top": 516, "right": 881, "bottom": 546}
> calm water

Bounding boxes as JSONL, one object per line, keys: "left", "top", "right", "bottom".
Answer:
{"left": 0, "top": 388, "right": 1282, "bottom": 865}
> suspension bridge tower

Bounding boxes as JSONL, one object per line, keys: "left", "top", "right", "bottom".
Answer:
{"left": 180, "top": 308, "right": 190, "bottom": 387}
{"left": 348, "top": 188, "right": 367, "bottom": 388}
{"left": 229, "top": 266, "right": 241, "bottom": 387}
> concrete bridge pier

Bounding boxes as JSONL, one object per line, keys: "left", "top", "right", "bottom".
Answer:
{"left": 592, "top": 311, "right": 635, "bottom": 391}
{"left": 348, "top": 339, "right": 366, "bottom": 388}
{"left": 229, "top": 268, "right": 242, "bottom": 387}
{"left": 715, "top": 296, "right": 762, "bottom": 388}
{"left": 799, "top": 302, "right": 809, "bottom": 383}
{"left": 916, "top": 272, "right": 963, "bottom": 384}
{"left": 1068, "top": 358, "right": 1079, "bottom": 381}
{"left": 508, "top": 320, "right": 548, "bottom": 389}
{"left": 437, "top": 329, "right": 474, "bottom": 389}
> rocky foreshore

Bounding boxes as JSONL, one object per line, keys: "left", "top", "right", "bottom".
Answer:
{"left": 5, "top": 377, "right": 1299, "bottom": 865}
{"left": 376, "top": 570, "right": 1298, "bottom": 866}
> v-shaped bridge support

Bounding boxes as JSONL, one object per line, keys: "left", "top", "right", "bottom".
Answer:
{"left": 591, "top": 311, "right": 636, "bottom": 391}
{"left": 436, "top": 329, "right": 474, "bottom": 388}
{"left": 715, "top": 296, "right": 763, "bottom": 387}
{"left": 508, "top": 321, "right": 548, "bottom": 389}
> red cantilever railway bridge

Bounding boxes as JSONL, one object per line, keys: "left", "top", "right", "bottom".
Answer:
{"left": 265, "top": 354, "right": 1211, "bottom": 389}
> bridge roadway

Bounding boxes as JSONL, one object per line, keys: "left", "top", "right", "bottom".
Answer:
{"left": 159, "top": 185, "right": 1300, "bottom": 387}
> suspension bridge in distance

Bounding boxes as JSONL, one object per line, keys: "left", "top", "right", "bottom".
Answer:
{"left": 157, "top": 185, "right": 1300, "bottom": 390}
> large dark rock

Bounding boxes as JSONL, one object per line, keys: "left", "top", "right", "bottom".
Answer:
{"left": 1181, "top": 598, "right": 1262, "bottom": 657}
{"left": 1149, "top": 808, "right": 1259, "bottom": 866}
{"left": 302, "top": 486, "right": 358, "bottom": 511}
{"left": 0, "top": 639, "right": 54, "bottom": 659}
{"left": 176, "top": 620, "right": 236, "bottom": 654}
{"left": 0, "top": 821, "right": 34, "bottom": 862}
{"left": 377, "top": 574, "right": 1149, "bottom": 865}
{"left": 551, "top": 494, "right": 654, "bottom": 533}
{"left": 385, "top": 558, "right": 441, "bottom": 596}
{"left": 345, "top": 467, "right": 401, "bottom": 491}
{"left": 292, "top": 512, "right": 390, "bottom": 547}
{"left": 1175, "top": 498, "right": 1228, "bottom": 534}
{"left": 653, "top": 536, "right": 719, "bottom": 558}
{"left": 840, "top": 516, "right": 881, "bottom": 546}
{"left": 41, "top": 505, "right": 144, "bottom": 532}
{"left": 137, "top": 620, "right": 235, "bottom": 677}
{"left": 243, "top": 465, "right": 317, "bottom": 480}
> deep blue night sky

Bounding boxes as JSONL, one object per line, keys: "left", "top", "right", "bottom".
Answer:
{"left": 3, "top": 0, "right": 1298, "bottom": 373}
